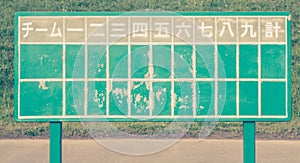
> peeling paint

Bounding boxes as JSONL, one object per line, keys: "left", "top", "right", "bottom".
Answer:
{"left": 144, "top": 72, "right": 150, "bottom": 78}
{"left": 145, "top": 81, "right": 150, "bottom": 90}
{"left": 132, "top": 92, "right": 150, "bottom": 113}
{"left": 38, "top": 54, "right": 50, "bottom": 66}
{"left": 38, "top": 81, "right": 48, "bottom": 90}
{"left": 132, "top": 82, "right": 144, "bottom": 90}
{"left": 131, "top": 81, "right": 151, "bottom": 114}
{"left": 179, "top": 105, "right": 188, "bottom": 109}
{"left": 112, "top": 88, "right": 126, "bottom": 99}
{"left": 177, "top": 95, "right": 190, "bottom": 110}
{"left": 179, "top": 54, "right": 184, "bottom": 59}
{"left": 93, "top": 90, "right": 105, "bottom": 108}
{"left": 107, "top": 81, "right": 112, "bottom": 93}
{"left": 155, "top": 87, "right": 166, "bottom": 102}
{"left": 71, "top": 104, "right": 78, "bottom": 109}
{"left": 135, "top": 94, "right": 142, "bottom": 103}
{"left": 112, "top": 86, "right": 127, "bottom": 107}
{"left": 189, "top": 69, "right": 192, "bottom": 74}
{"left": 97, "top": 63, "right": 104, "bottom": 72}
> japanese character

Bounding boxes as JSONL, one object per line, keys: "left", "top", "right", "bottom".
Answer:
{"left": 110, "top": 23, "right": 126, "bottom": 37}
{"left": 265, "top": 22, "right": 281, "bottom": 38}
{"left": 219, "top": 22, "right": 234, "bottom": 37}
{"left": 67, "top": 28, "right": 84, "bottom": 32}
{"left": 132, "top": 23, "right": 148, "bottom": 38}
{"left": 21, "top": 22, "right": 34, "bottom": 38}
{"left": 197, "top": 22, "right": 213, "bottom": 38}
{"left": 240, "top": 21, "right": 257, "bottom": 38}
{"left": 50, "top": 22, "right": 62, "bottom": 38}
{"left": 89, "top": 23, "right": 104, "bottom": 37}
{"left": 35, "top": 28, "right": 48, "bottom": 32}
{"left": 175, "top": 22, "right": 191, "bottom": 38}
{"left": 154, "top": 22, "right": 170, "bottom": 38}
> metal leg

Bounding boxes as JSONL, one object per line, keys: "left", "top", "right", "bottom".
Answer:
{"left": 243, "top": 121, "right": 256, "bottom": 163}
{"left": 50, "top": 122, "right": 62, "bottom": 163}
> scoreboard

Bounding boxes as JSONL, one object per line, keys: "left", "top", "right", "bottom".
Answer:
{"left": 14, "top": 12, "right": 291, "bottom": 122}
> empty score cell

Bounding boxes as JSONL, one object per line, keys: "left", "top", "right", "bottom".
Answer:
{"left": 88, "top": 45, "right": 106, "bottom": 78}
{"left": 131, "top": 81, "right": 150, "bottom": 116}
{"left": 218, "top": 81, "right": 236, "bottom": 116}
{"left": 196, "top": 81, "right": 214, "bottom": 116}
{"left": 239, "top": 45, "right": 258, "bottom": 78}
{"left": 109, "top": 45, "right": 128, "bottom": 78}
{"left": 66, "top": 82, "right": 84, "bottom": 115}
{"left": 152, "top": 82, "right": 171, "bottom": 116}
{"left": 217, "top": 45, "right": 236, "bottom": 78}
{"left": 109, "top": 81, "right": 128, "bottom": 115}
{"left": 239, "top": 82, "right": 258, "bottom": 116}
{"left": 88, "top": 81, "right": 106, "bottom": 115}
{"left": 174, "top": 45, "right": 193, "bottom": 78}
{"left": 261, "top": 82, "right": 286, "bottom": 116}
{"left": 20, "top": 44, "right": 62, "bottom": 79}
{"left": 196, "top": 45, "right": 215, "bottom": 78}
{"left": 131, "top": 45, "right": 149, "bottom": 78}
{"left": 261, "top": 45, "right": 286, "bottom": 79}
{"left": 153, "top": 45, "right": 171, "bottom": 78}
{"left": 20, "top": 81, "right": 62, "bottom": 116}
{"left": 66, "top": 45, "right": 85, "bottom": 78}
{"left": 174, "top": 82, "right": 193, "bottom": 116}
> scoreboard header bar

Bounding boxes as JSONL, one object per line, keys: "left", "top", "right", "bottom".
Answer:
{"left": 18, "top": 14, "right": 288, "bottom": 44}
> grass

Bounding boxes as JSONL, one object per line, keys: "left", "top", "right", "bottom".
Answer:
{"left": 0, "top": 0, "right": 300, "bottom": 139}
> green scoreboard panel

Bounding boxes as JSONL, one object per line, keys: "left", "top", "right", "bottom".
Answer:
{"left": 14, "top": 12, "right": 291, "bottom": 122}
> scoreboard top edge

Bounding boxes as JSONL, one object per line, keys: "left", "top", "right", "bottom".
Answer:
{"left": 14, "top": 11, "right": 291, "bottom": 17}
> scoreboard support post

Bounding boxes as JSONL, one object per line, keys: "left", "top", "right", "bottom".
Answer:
{"left": 243, "top": 121, "right": 256, "bottom": 163}
{"left": 50, "top": 122, "right": 62, "bottom": 163}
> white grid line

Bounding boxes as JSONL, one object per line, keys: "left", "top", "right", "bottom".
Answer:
{"left": 19, "top": 78, "right": 287, "bottom": 82}
{"left": 258, "top": 17, "right": 262, "bottom": 116}
{"left": 19, "top": 15, "right": 289, "bottom": 19}
{"left": 106, "top": 17, "right": 110, "bottom": 116}
{"left": 171, "top": 17, "right": 175, "bottom": 116}
{"left": 67, "top": 28, "right": 84, "bottom": 32}
{"left": 149, "top": 45, "right": 154, "bottom": 116}
{"left": 18, "top": 115, "right": 288, "bottom": 119}
{"left": 192, "top": 17, "right": 197, "bottom": 117}
{"left": 84, "top": 17, "right": 88, "bottom": 116}
{"left": 285, "top": 18, "right": 289, "bottom": 117}
{"left": 62, "top": 17, "right": 66, "bottom": 116}
{"left": 18, "top": 16, "right": 21, "bottom": 118}
{"left": 127, "top": 16, "right": 131, "bottom": 116}
{"left": 19, "top": 42, "right": 288, "bottom": 45}
{"left": 214, "top": 17, "right": 218, "bottom": 116}
{"left": 149, "top": 16, "right": 154, "bottom": 116}
{"left": 236, "top": 17, "right": 240, "bottom": 117}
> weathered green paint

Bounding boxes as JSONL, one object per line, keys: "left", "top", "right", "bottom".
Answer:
{"left": 20, "top": 44, "right": 62, "bottom": 79}
{"left": 153, "top": 45, "right": 171, "bottom": 78}
{"left": 239, "top": 45, "right": 258, "bottom": 78}
{"left": 20, "top": 82, "right": 62, "bottom": 116}
{"left": 239, "top": 82, "right": 258, "bottom": 116}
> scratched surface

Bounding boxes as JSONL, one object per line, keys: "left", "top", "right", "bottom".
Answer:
{"left": 15, "top": 12, "right": 291, "bottom": 122}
